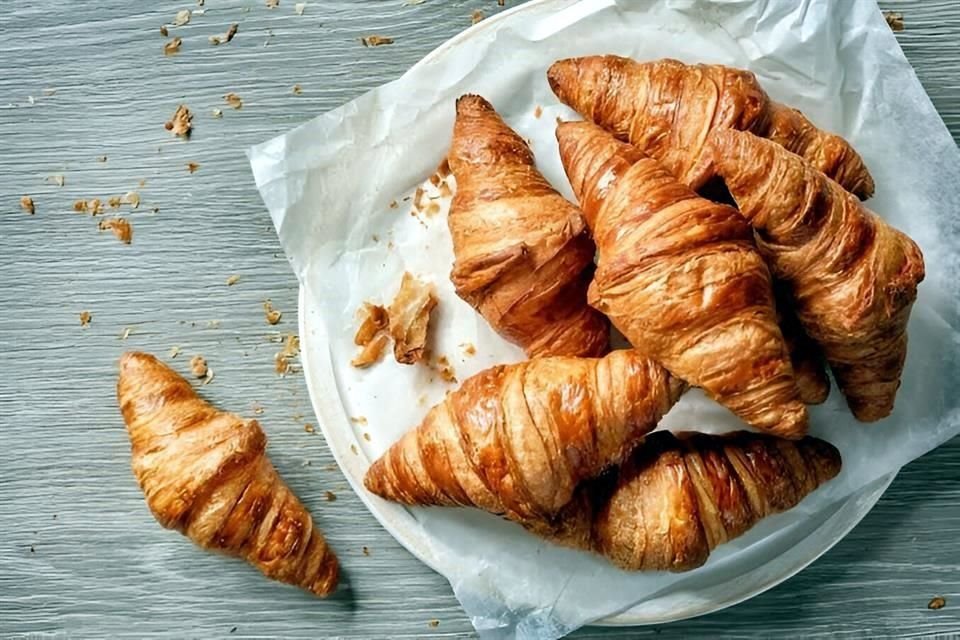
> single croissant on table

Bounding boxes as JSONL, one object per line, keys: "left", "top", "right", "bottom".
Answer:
{"left": 709, "top": 130, "right": 925, "bottom": 421}
{"left": 117, "top": 352, "right": 339, "bottom": 596}
{"left": 527, "top": 430, "right": 841, "bottom": 572}
{"left": 447, "top": 94, "right": 609, "bottom": 358}
{"left": 364, "top": 349, "right": 682, "bottom": 522}
{"left": 557, "top": 120, "right": 808, "bottom": 439}
{"left": 547, "top": 55, "right": 874, "bottom": 199}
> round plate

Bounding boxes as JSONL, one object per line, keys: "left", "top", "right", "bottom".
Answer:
{"left": 298, "top": 285, "right": 895, "bottom": 627}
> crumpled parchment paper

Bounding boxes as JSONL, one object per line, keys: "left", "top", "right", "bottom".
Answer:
{"left": 250, "top": 0, "right": 960, "bottom": 637}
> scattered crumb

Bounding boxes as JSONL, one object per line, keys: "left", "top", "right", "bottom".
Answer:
{"left": 160, "top": 25, "right": 169, "bottom": 37}
{"left": 122, "top": 191, "right": 140, "bottom": 208}
{"left": 362, "top": 546, "right": 370, "bottom": 556}
{"left": 428, "top": 620, "right": 440, "bottom": 628}
{"left": 266, "top": 0, "right": 279, "bottom": 7}
{"left": 350, "top": 416, "right": 368, "bottom": 425}
{"left": 304, "top": 424, "right": 315, "bottom": 434}
{"left": 388, "top": 272, "right": 437, "bottom": 365}
{"left": 294, "top": 2, "right": 306, "bottom": 15}
{"left": 354, "top": 303, "right": 389, "bottom": 346}
{"left": 96, "top": 155, "right": 108, "bottom": 163}
{"left": 169, "top": 345, "right": 182, "bottom": 359}
{"left": 292, "top": 84, "right": 303, "bottom": 95}
{"left": 252, "top": 402, "right": 265, "bottom": 415}
{"left": 87, "top": 198, "right": 103, "bottom": 215}
{"left": 225, "top": 274, "right": 240, "bottom": 286}
{"left": 186, "top": 162, "right": 200, "bottom": 174}
{"left": 211, "top": 108, "right": 223, "bottom": 118}
{"left": 431, "top": 355, "right": 458, "bottom": 384}
{"left": 224, "top": 92, "right": 243, "bottom": 109}
{"left": 362, "top": 432, "right": 371, "bottom": 442}
{"left": 929, "top": 596, "right": 946, "bottom": 610}
{"left": 138, "top": 179, "right": 147, "bottom": 188}
{"left": 534, "top": 105, "right": 543, "bottom": 119}
{"left": 498, "top": 0, "right": 504, "bottom": 5}
{"left": 351, "top": 333, "right": 389, "bottom": 368}
{"left": 361, "top": 35, "right": 394, "bottom": 47}
{"left": 210, "top": 23, "right": 239, "bottom": 45}
{"left": 173, "top": 9, "right": 191, "bottom": 26}
{"left": 372, "top": 234, "right": 379, "bottom": 243}
{"left": 202, "top": 367, "right": 215, "bottom": 385}
{"left": 98, "top": 218, "right": 133, "bottom": 244}
{"left": 274, "top": 333, "right": 300, "bottom": 375}
{"left": 190, "top": 355, "right": 208, "bottom": 378}
{"left": 323, "top": 464, "right": 337, "bottom": 472}
{"left": 119, "top": 327, "right": 132, "bottom": 340}
{"left": 471, "top": 9, "right": 484, "bottom": 24}
{"left": 165, "top": 105, "right": 193, "bottom": 138}
{"left": 163, "top": 37, "right": 183, "bottom": 56}
{"left": 79, "top": 311, "right": 92, "bottom": 327}
{"left": 350, "top": 444, "right": 358, "bottom": 455}
{"left": 389, "top": 200, "right": 398, "bottom": 209}
{"left": 324, "top": 491, "right": 337, "bottom": 502}
{"left": 263, "top": 300, "right": 282, "bottom": 325}
{"left": 413, "top": 186, "right": 425, "bottom": 208}
{"left": 46, "top": 175, "right": 65, "bottom": 187}
{"left": 460, "top": 342, "right": 476, "bottom": 357}
{"left": 884, "top": 10, "right": 904, "bottom": 32}
{"left": 424, "top": 201, "right": 440, "bottom": 217}
{"left": 108, "top": 195, "right": 122, "bottom": 209}
{"left": 20, "top": 196, "right": 35, "bottom": 215}
{"left": 417, "top": 394, "right": 427, "bottom": 406}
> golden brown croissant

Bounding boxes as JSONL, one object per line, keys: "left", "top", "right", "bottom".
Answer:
{"left": 709, "top": 130, "right": 925, "bottom": 421}
{"left": 527, "top": 430, "right": 841, "bottom": 572}
{"left": 447, "top": 94, "right": 609, "bottom": 358}
{"left": 776, "top": 286, "right": 831, "bottom": 405}
{"left": 547, "top": 55, "right": 874, "bottom": 199}
{"left": 557, "top": 120, "right": 807, "bottom": 439}
{"left": 117, "top": 352, "right": 339, "bottom": 596}
{"left": 364, "top": 349, "right": 682, "bottom": 522}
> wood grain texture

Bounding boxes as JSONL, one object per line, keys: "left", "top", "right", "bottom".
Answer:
{"left": 0, "top": 1, "right": 957, "bottom": 638}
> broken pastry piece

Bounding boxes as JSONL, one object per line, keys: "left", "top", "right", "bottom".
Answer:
{"left": 528, "top": 430, "right": 842, "bottom": 572}
{"left": 709, "top": 130, "right": 924, "bottom": 421}
{"left": 351, "top": 303, "right": 389, "bottom": 368}
{"left": 547, "top": 55, "right": 874, "bottom": 199}
{"left": 387, "top": 272, "right": 437, "bottom": 365}
{"left": 364, "top": 349, "right": 682, "bottom": 523}
{"left": 447, "top": 94, "right": 609, "bottom": 358}
{"left": 117, "top": 352, "right": 339, "bottom": 596}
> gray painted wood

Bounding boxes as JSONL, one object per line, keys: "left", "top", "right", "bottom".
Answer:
{"left": 0, "top": 1, "right": 957, "bottom": 638}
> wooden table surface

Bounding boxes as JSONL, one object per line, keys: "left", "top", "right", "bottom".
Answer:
{"left": 2, "top": 1, "right": 958, "bottom": 638}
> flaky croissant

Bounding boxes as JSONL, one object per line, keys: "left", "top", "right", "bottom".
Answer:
{"left": 364, "top": 349, "right": 682, "bottom": 522}
{"left": 776, "top": 286, "right": 831, "bottom": 405}
{"left": 447, "top": 94, "right": 609, "bottom": 358}
{"left": 557, "top": 120, "right": 807, "bottom": 439}
{"left": 547, "top": 55, "right": 874, "bottom": 199}
{"left": 709, "top": 130, "right": 924, "bottom": 421}
{"left": 527, "top": 430, "right": 841, "bottom": 572}
{"left": 117, "top": 352, "right": 339, "bottom": 596}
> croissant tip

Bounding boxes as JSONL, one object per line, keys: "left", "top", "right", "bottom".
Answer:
{"left": 547, "top": 58, "right": 577, "bottom": 96}
{"left": 456, "top": 94, "right": 494, "bottom": 115}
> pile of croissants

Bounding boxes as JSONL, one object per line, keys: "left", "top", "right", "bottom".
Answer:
{"left": 115, "top": 56, "right": 924, "bottom": 599}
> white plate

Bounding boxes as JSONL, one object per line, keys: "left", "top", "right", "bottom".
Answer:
{"left": 299, "top": 284, "right": 895, "bottom": 626}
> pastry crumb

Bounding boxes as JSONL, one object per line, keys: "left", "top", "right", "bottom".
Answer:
{"left": 362, "top": 432, "right": 371, "bottom": 442}
{"left": 224, "top": 92, "right": 243, "bottom": 110}
{"left": 225, "top": 274, "right": 240, "bottom": 286}
{"left": 424, "top": 201, "right": 440, "bottom": 217}
{"left": 498, "top": 0, "right": 505, "bottom": 5}
{"left": 211, "top": 108, "right": 223, "bottom": 118}
{"left": 303, "top": 423, "right": 315, "bottom": 434}
{"left": 108, "top": 196, "right": 122, "bottom": 209}
{"left": 160, "top": 25, "right": 169, "bottom": 37}
{"left": 79, "top": 311, "right": 92, "bottom": 327}
{"left": 190, "top": 355, "right": 208, "bottom": 378}
{"left": 209, "top": 23, "right": 239, "bottom": 46}
{"left": 119, "top": 327, "right": 132, "bottom": 340}
{"left": 884, "top": 10, "right": 904, "bottom": 31}
{"left": 165, "top": 104, "right": 193, "bottom": 138}
{"left": 87, "top": 198, "right": 103, "bottom": 216}
{"left": 362, "top": 546, "right": 370, "bottom": 556}
{"left": 361, "top": 35, "right": 394, "bottom": 47}
{"left": 122, "top": 191, "right": 140, "bottom": 208}
{"left": 263, "top": 300, "right": 282, "bottom": 325}
{"left": 98, "top": 218, "right": 133, "bottom": 244}
{"left": 292, "top": 84, "right": 303, "bottom": 95}
{"left": 350, "top": 444, "right": 358, "bottom": 455}
{"left": 266, "top": 0, "right": 279, "bottom": 7}
{"left": 294, "top": 2, "right": 306, "bottom": 14}
{"left": 324, "top": 490, "right": 337, "bottom": 502}
{"left": 350, "top": 416, "right": 368, "bottom": 425}
{"left": 186, "top": 162, "right": 200, "bottom": 173}
{"left": 389, "top": 199, "right": 398, "bottom": 209}
{"left": 20, "top": 196, "right": 35, "bottom": 215}
{"left": 471, "top": 9, "right": 484, "bottom": 24}
{"left": 173, "top": 9, "right": 191, "bottom": 26}
{"left": 534, "top": 105, "right": 543, "bottom": 119}
{"left": 351, "top": 333, "right": 388, "bottom": 368}
{"left": 252, "top": 402, "right": 264, "bottom": 415}
{"left": 460, "top": 342, "right": 476, "bottom": 357}
{"left": 163, "top": 37, "right": 182, "bottom": 55}
{"left": 388, "top": 272, "right": 437, "bottom": 365}
{"left": 169, "top": 345, "right": 181, "bottom": 359}
{"left": 46, "top": 175, "right": 65, "bottom": 187}
{"left": 354, "top": 303, "right": 389, "bottom": 346}
{"left": 274, "top": 333, "right": 300, "bottom": 375}
{"left": 428, "top": 620, "right": 440, "bottom": 628}
{"left": 929, "top": 596, "right": 946, "bottom": 610}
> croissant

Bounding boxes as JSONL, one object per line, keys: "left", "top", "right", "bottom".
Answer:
{"left": 117, "top": 352, "right": 339, "bottom": 596}
{"left": 547, "top": 55, "right": 874, "bottom": 199}
{"left": 364, "top": 349, "right": 682, "bottom": 522}
{"left": 447, "top": 94, "right": 609, "bottom": 358}
{"left": 776, "top": 286, "right": 831, "bottom": 405}
{"left": 526, "top": 430, "right": 841, "bottom": 572}
{"left": 557, "top": 120, "right": 807, "bottom": 438}
{"left": 709, "top": 130, "right": 924, "bottom": 421}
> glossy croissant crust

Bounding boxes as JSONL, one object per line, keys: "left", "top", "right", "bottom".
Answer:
{"left": 557, "top": 120, "right": 808, "bottom": 439}
{"left": 547, "top": 55, "right": 874, "bottom": 199}
{"left": 364, "top": 349, "right": 682, "bottom": 522}
{"left": 709, "top": 130, "right": 924, "bottom": 421}
{"left": 447, "top": 94, "right": 609, "bottom": 358}
{"left": 529, "top": 430, "right": 841, "bottom": 572}
{"left": 117, "top": 352, "right": 339, "bottom": 596}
